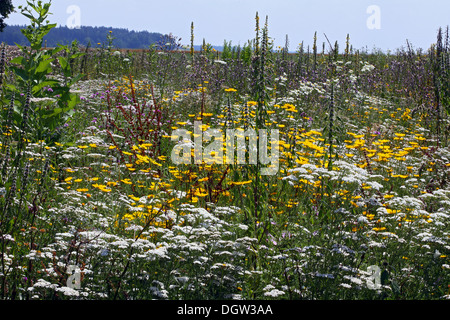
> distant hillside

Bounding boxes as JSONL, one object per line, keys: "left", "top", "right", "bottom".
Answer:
{"left": 0, "top": 25, "right": 167, "bottom": 49}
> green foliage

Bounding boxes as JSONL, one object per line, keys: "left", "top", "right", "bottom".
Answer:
{"left": 241, "top": 41, "right": 253, "bottom": 65}
{"left": 6, "top": 0, "right": 83, "bottom": 143}
{"left": 221, "top": 40, "right": 233, "bottom": 60}
{"left": 0, "top": 0, "right": 14, "bottom": 32}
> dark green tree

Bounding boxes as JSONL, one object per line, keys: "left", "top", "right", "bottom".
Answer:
{"left": 0, "top": 0, "right": 14, "bottom": 32}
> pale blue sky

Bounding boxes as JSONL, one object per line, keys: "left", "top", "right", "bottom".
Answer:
{"left": 4, "top": 0, "right": 449, "bottom": 52}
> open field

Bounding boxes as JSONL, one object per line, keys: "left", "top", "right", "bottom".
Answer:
{"left": 0, "top": 3, "right": 449, "bottom": 301}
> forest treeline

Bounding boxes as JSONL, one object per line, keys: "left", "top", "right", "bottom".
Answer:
{"left": 0, "top": 24, "right": 166, "bottom": 48}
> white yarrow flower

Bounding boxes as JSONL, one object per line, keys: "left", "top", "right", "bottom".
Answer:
{"left": 263, "top": 289, "right": 285, "bottom": 297}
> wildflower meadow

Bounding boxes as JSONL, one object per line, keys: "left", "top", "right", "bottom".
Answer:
{"left": 0, "top": 1, "right": 449, "bottom": 302}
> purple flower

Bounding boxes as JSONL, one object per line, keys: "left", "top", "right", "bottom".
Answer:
{"left": 282, "top": 232, "right": 292, "bottom": 239}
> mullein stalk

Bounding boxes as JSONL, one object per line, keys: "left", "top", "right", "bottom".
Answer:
{"left": 445, "top": 26, "right": 450, "bottom": 72}
{"left": 19, "top": 162, "right": 30, "bottom": 203}
{"left": 243, "top": 102, "right": 249, "bottom": 130}
{"left": 355, "top": 50, "right": 360, "bottom": 77}
{"left": 327, "top": 83, "right": 334, "bottom": 169}
{"left": 257, "top": 17, "right": 269, "bottom": 127}
{"left": 283, "top": 34, "right": 289, "bottom": 61}
{"left": 334, "top": 41, "right": 339, "bottom": 61}
{"left": 226, "top": 98, "right": 233, "bottom": 129}
{"left": 435, "top": 28, "right": 443, "bottom": 146}
{"left": 251, "top": 12, "right": 261, "bottom": 103}
{"left": 5, "top": 91, "right": 14, "bottom": 131}
{"left": 190, "top": 22, "right": 195, "bottom": 61}
{"left": 253, "top": 15, "right": 272, "bottom": 247}
{"left": 306, "top": 46, "right": 310, "bottom": 74}
{"left": 345, "top": 34, "right": 350, "bottom": 61}
{"left": 1, "top": 167, "right": 17, "bottom": 224}
{"left": 1, "top": 145, "right": 9, "bottom": 179}
{"left": 0, "top": 93, "right": 14, "bottom": 178}
{"left": 322, "top": 42, "right": 325, "bottom": 61}
{"left": 297, "top": 41, "right": 303, "bottom": 76}
{"left": 254, "top": 12, "right": 260, "bottom": 56}
{"left": 313, "top": 31, "right": 317, "bottom": 72}
{"left": 0, "top": 46, "right": 5, "bottom": 89}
